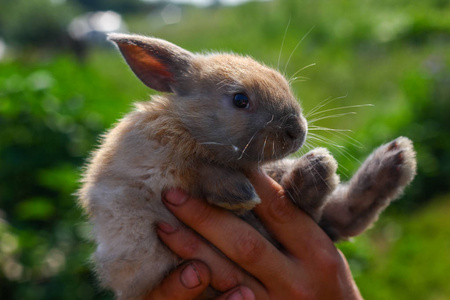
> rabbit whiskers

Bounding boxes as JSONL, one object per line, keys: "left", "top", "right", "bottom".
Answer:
{"left": 293, "top": 95, "right": 374, "bottom": 176}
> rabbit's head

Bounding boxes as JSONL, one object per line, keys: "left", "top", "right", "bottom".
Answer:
{"left": 109, "top": 34, "right": 307, "bottom": 168}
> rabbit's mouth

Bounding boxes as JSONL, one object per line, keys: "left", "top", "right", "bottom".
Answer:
{"left": 261, "top": 132, "right": 306, "bottom": 162}
{"left": 268, "top": 114, "right": 308, "bottom": 159}
{"left": 237, "top": 114, "right": 307, "bottom": 165}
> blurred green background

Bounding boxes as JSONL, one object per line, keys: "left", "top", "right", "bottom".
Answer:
{"left": 1, "top": 0, "right": 449, "bottom": 299}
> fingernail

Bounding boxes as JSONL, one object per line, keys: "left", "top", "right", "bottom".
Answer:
{"left": 180, "top": 263, "right": 201, "bottom": 289}
{"left": 227, "top": 287, "right": 255, "bottom": 300}
{"left": 156, "top": 222, "right": 177, "bottom": 234}
{"left": 164, "top": 189, "right": 189, "bottom": 206}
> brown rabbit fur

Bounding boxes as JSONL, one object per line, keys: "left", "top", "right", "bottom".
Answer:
{"left": 78, "top": 34, "right": 417, "bottom": 299}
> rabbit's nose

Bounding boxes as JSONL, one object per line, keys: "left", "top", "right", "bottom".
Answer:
{"left": 285, "top": 115, "right": 307, "bottom": 142}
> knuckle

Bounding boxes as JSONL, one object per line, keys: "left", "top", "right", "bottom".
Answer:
{"left": 269, "top": 190, "right": 296, "bottom": 223}
{"left": 314, "top": 249, "right": 342, "bottom": 276}
{"left": 188, "top": 198, "right": 217, "bottom": 228}
{"left": 177, "top": 231, "right": 202, "bottom": 258}
{"left": 213, "top": 267, "right": 243, "bottom": 291}
{"left": 233, "top": 230, "right": 266, "bottom": 265}
{"left": 321, "top": 252, "right": 341, "bottom": 273}
{"left": 286, "top": 281, "right": 308, "bottom": 299}
{"left": 159, "top": 224, "right": 204, "bottom": 258}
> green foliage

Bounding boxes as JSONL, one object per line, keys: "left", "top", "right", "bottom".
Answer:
{"left": 73, "top": 0, "right": 149, "bottom": 13}
{"left": 0, "top": 54, "right": 145, "bottom": 299}
{"left": 0, "top": 0, "right": 80, "bottom": 48}
{"left": 339, "top": 194, "right": 450, "bottom": 299}
{"left": 0, "top": 0, "right": 449, "bottom": 299}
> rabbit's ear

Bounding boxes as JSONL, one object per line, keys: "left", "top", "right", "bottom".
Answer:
{"left": 108, "top": 34, "right": 193, "bottom": 93}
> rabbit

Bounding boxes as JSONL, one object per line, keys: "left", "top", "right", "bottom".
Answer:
{"left": 78, "top": 33, "right": 417, "bottom": 300}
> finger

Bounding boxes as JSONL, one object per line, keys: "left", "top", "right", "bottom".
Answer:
{"left": 157, "top": 221, "right": 267, "bottom": 296}
{"left": 162, "top": 189, "right": 291, "bottom": 286}
{"left": 144, "top": 260, "right": 210, "bottom": 300}
{"left": 337, "top": 250, "right": 363, "bottom": 299}
{"left": 215, "top": 286, "right": 256, "bottom": 300}
{"left": 249, "top": 170, "right": 334, "bottom": 257}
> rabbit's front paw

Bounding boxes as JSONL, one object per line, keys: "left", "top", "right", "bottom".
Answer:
{"left": 281, "top": 148, "right": 339, "bottom": 221}
{"left": 199, "top": 166, "right": 260, "bottom": 212}
{"left": 209, "top": 180, "right": 261, "bottom": 212}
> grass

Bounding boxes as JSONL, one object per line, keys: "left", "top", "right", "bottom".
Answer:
{"left": 340, "top": 194, "right": 450, "bottom": 299}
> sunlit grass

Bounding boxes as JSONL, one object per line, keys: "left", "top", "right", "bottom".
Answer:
{"left": 340, "top": 194, "right": 450, "bottom": 300}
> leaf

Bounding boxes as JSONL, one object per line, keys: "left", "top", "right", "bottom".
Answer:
{"left": 15, "top": 197, "right": 55, "bottom": 221}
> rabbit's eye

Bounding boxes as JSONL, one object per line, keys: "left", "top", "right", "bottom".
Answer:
{"left": 233, "top": 93, "right": 249, "bottom": 109}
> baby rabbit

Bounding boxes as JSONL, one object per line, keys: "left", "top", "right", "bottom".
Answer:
{"left": 78, "top": 34, "right": 416, "bottom": 299}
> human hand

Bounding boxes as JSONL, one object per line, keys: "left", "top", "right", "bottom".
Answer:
{"left": 143, "top": 259, "right": 254, "bottom": 300}
{"left": 150, "top": 170, "right": 363, "bottom": 299}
